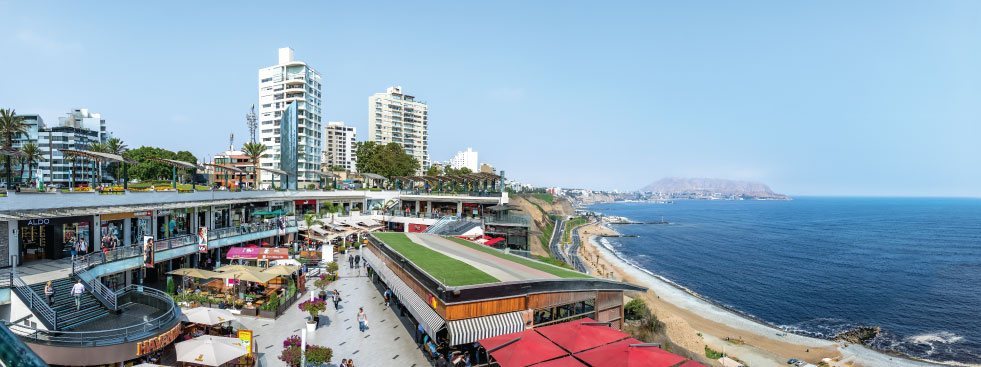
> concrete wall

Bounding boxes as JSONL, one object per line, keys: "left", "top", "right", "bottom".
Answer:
{"left": 8, "top": 289, "right": 48, "bottom": 331}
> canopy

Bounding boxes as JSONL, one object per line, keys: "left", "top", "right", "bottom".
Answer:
{"left": 224, "top": 247, "right": 289, "bottom": 260}
{"left": 182, "top": 307, "right": 238, "bottom": 326}
{"left": 175, "top": 335, "right": 247, "bottom": 367}
{"left": 481, "top": 330, "right": 568, "bottom": 367}
{"left": 257, "top": 247, "right": 290, "bottom": 260}
{"left": 224, "top": 247, "right": 262, "bottom": 260}
{"left": 360, "top": 172, "right": 387, "bottom": 181}
{"left": 167, "top": 268, "right": 222, "bottom": 279}
{"left": 262, "top": 265, "right": 299, "bottom": 276}
{"left": 58, "top": 148, "right": 131, "bottom": 163}
{"left": 530, "top": 356, "right": 588, "bottom": 367}
{"left": 573, "top": 338, "right": 686, "bottom": 367}
{"left": 272, "top": 259, "right": 302, "bottom": 267}
{"left": 448, "top": 311, "right": 525, "bottom": 346}
{"left": 219, "top": 268, "right": 278, "bottom": 284}
{"left": 251, "top": 209, "right": 285, "bottom": 216}
{"left": 534, "top": 318, "right": 629, "bottom": 353}
{"left": 484, "top": 237, "right": 505, "bottom": 246}
{"left": 216, "top": 264, "right": 265, "bottom": 273}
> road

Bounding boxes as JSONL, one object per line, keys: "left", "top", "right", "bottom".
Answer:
{"left": 567, "top": 222, "right": 589, "bottom": 273}
{"left": 549, "top": 217, "right": 566, "bottom": 263}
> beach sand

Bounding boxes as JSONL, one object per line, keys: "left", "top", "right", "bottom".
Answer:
{"left": 577, "top": 222, "right": 943, "bottom": 367}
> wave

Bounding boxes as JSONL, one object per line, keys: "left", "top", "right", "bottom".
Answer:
{"left": 909, "top": 332, "right": 965, "bottom": 346}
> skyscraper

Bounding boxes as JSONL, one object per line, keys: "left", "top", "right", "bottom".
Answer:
{"left": 324, "top": 121, "right": 357, "bottom": 172}
{"left": 258, "top": 47, "right": 323, "bottom": 188}
{"left": 368, "top": 86, "right": 429, "bottom": 171}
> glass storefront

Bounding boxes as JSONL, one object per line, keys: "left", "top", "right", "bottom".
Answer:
{"left": 533, "top": 299, "right": 596, "bottom": 327}
{"left": 157, "top": 208, "right": 190, "bottom": 239}
{"left": 131, "top": 214, "right": 152, "bottom": 245}
{"left": 18, "top": 216, "right": 93, "bottom": 261}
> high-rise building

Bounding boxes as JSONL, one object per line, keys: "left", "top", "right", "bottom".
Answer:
{"left": 258, "top": 47, "right": 323, "bottom": 188}
{"left": 449, "top": 147, "right": 479, "bottom": 172}
{"left": 368, "top": 86, "right": 429, "bottom": 171}
{"left": 10, "top": 109, "right": 109, "bottom": 187}
{"left": 324, "top": 121, "right": 357, "bottom": 172}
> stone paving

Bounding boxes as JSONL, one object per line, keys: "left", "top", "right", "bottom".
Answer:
{"left": 233, "top": 259, "right": 431, "bottom": 367}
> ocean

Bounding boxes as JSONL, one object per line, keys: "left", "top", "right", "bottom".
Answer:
{"left": 588, "top": 197, "right": 981, "bottom": 365}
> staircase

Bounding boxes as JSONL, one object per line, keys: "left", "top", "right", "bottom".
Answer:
{"left": 27, "top": 278, "right": 109, "bottom": 331}
{"left": 424, "top": 216, "right": 458, "bottom": 234}
{"left": 436, "top": 220, "right": 482, "bottom": 236}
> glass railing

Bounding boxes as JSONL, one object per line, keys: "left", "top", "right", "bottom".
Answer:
{"left": 0, "top": 323, "right": 47, "bottom": 367}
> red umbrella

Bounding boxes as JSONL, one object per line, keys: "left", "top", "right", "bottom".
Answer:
{"left": 574, "top": 338, "right": 686, "bottom": 367}
{"left": 480, "top": 330, "right": 568, "bottom": 367}
{"left": 535, "top": 317, "right": 630, "bottom": 353}
{"left": 530, "top": 356, "right": 588, "bottom": 367}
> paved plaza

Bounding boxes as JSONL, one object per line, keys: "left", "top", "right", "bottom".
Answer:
{"left": 232, "top": 259, "right": 431, "bottom": 367}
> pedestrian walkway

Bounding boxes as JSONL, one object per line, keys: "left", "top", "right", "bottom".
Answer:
{"left": 2, "top": 258, "right": 74, "bottom": 285}
{"left": 234, "top": 258, "right": 430, "bottom": 366}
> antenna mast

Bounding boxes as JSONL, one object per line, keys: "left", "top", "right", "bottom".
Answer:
{"left": 246, "top": 104, "right": 258, "bottom": 143}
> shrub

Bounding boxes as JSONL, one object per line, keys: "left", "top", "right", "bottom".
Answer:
{"left": 261, "top": 293, "right": 280, "bottom": 311}
{"left": 279, "top": 335, "right": 333, "bottom": 367}
{"left": 326, "top": 261, "right": 339, "bottom": 275}
{"left": 624, "top": 299, "right": 650, "bottom": 321}
{"left": 166, "top": 276, "right": 176, "bottom": 295}
{"left": 705, "top": 345, "right": 724, "bottom": 359}
{"left": 298, "top": 299, "right": 327, "bottom": 319}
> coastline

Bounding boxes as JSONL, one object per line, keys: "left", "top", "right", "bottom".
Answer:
{"left": 577, "top": 220, "right": 947, "bottom": 367}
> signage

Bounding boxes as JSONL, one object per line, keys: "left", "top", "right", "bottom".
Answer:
{"left": 101, "top": 212, "right": 136, "bottom": 221}
{"left": 26, "top": 219, "right": 50, "bottom": 226}
{"left": 134, "top": 210, "right": 154, "bottom": 217}
{"left": 156, "top": 210, "right": 172, "bottom": 216}
{"left": 238, "top": 329, "right": 254, "bottom": 357}
{"left": 137, "top": 324, "right": 181, "bottom": 355}
{"left": 143, "top": 236, "right": 155, "bottom": 268}
{"left": 198, "top": 227, "right": 209, "bottom": 253}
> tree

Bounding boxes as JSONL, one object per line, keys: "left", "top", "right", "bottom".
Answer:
{"left": 242, "top": 142, "right": 267, "bottom": 188}
{"left": 354, "top": 141, "right": 419, "bottom": 179}
{"left": 20, "top": 142, "right": 41, "bottom": 183}
{"left": 122, "top": 146, "right": 198, "bottom": 182}
{"left": 0, "top": 108, "right": 27, "bottom": 185}
{"left": 425, "top": 165, "right": 442, "bottom": 176}
{"left": 303, "top": 213, "right": 319, "bottom": 240}
{"left": 104, "top": 137, "right": 128, "bottom": 180}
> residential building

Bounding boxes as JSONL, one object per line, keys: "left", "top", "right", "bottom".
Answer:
{"left": 209, "top": 148, "right": 256, "bottom": 189}
{"left": 449, "top": 147, "right": 478, "bottom": 172}
{"left": 258, "top": 47, "right": 323, "bottom": 188}
{"left": 10, "top": 109, "right": 108, "bottom": 187}
{"left": 480, "top": 163, "right": 495, "bottom": 174}
{"left": 324, "top": 121, "right": 357, "bottom": 172}
{"left": 368, "top": 86, "right": 429, "bottom": 171}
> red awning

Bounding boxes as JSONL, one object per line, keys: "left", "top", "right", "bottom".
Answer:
{"left": 530, "top": 356, "right": 588, "bottom": 367}
{"left": 574, "top": 338, "right": 686, "bottom": 367}
{"left": 484, "top": 237, "right": 505, "bottom": 246}
{"left": 480, "top": 330, "right": 569, "bottom": 367}
{"left": 225, "top": 246, "right": 260, "bottom": 260}
{"left": 257, "top": 248, "right": 289, "bottom": 260}
{"left": 535, "top": 317, "right": 630, "bottom": 353}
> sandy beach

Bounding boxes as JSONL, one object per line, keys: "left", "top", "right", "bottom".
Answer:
{"left": 577, "top": 221, "right": 945, "bottom": 367}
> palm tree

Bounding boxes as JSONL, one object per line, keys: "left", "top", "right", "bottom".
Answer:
{"left": 242, "top": 142, "right": 267, "bottom": 189}
{"left": 21, "top": 142, "right": 41, "bottom": 184}
{"left": 303, "top": 212, "right": 320, "bottom": 241}
{"left": 0, "top": 109, "right": 27, "bottom": 185}
{"left": 104, "top": 137, "right": 127, "bottom": 182}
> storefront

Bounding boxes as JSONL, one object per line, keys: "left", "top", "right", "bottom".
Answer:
{"left": 100, "top": 212, "right": 133, "bottom": 247}
{"left": 157, "top": 208, "right": 191, "bottom": 240}
{"left": 131, "top": 211, "right": 153, "bottom": 246}
{"left": 18, "top": 216, "right": 93, "bottom": 261}
{"left": 295, "top": 200, "right": 317, "bottom": 215}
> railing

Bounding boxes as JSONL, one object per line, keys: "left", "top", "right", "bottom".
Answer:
{"left": 8, "top": 285, "right": 181, "bottom": 347}
{"left": 398, "top": 190, "right": 503, "bottom": 198}
{"left": 0, "top": 323, "right": 46, "bottom": 367}
{"left": 0, "top": 272, "right": 11, "bottom": 288}
{"left": 208, "top": 221, "right": 293, "bottom": 240}
{"left": 11, "top": 276, "right": 57, "bottom": 331}
{"left": 81, "top": 274, "right": 118, "bottom": 311}
{"left": 156, "top": 234, "right": 197, "bottom": 251}
{"left": 485, "top": 213, "right": 532, "bottom": 226}
{"left": 424, "top": 216, "right": 458, "bottom": 234}
{"left": 72, "top": 245, "right": 143, "bottom": 273}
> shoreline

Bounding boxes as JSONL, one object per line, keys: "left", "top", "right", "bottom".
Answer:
{"left": 576, "top": 219, "right": 948, "bottom": 367}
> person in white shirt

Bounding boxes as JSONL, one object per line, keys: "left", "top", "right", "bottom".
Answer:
{"left": 70, "top": 280, "right": 86, "bottom": 311}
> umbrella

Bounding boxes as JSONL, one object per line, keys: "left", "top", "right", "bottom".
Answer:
{"left": 262, "top": 265, "right": 299, "bottom": 276}
{"left": 175, "top": 335, "right": 247, "bottom": 367}
{"left": 219, "top": 268, "right": 278, "bottom": 284}
{"left": 216, "top": 264, "right": 265, "bottom": 273}
{"left": 272, "top": 259, "right": 302, "bottom": 267}
{"left": 168, "top": 268, "right": 222, "bottom": 279}
{"left": 573, "top": 338, "right": 686, "bottom": 367}
{"left": 182, "top": 307, "right": 238, "bottom": 326}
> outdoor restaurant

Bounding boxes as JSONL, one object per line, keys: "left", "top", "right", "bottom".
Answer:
{"left": 168, "top": 261, "right": 305, "bottom": 319}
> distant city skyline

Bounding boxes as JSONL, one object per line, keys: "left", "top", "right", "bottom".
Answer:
{"left": 1, "top": 1, "right": 979, "bottom": 196}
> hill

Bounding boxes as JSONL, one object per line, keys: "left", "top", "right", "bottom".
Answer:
{"left": 640, "top": 177, "right": 789, "bottom": 200}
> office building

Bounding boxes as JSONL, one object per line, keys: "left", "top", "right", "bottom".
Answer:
{"left": 324, "top": 121, "right": 357, "bottom": 172}
{"left": 258, "top": 47, "right": 323, "bottom": 188}
{"left": 368, "top": 86, "right": 429, "bottom": 171}
{"left": 10, "top": 109, "right": 108, "bottom": 187}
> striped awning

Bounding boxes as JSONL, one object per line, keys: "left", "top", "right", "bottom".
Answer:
{"left": 363, "top": 249, "right": 446, "bottom": 337}
{"left": 448, "top": 311, "right": 525, "bottom": 346}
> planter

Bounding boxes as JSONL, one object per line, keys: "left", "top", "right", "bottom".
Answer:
{"left": 240, "top": 307, "right": 258, "bottom": 317}
{"left": 258, "top": 309, "right": 277, "bottom": 319}
{"left": 306, "top": 318, "right": 317, "bottom": 332}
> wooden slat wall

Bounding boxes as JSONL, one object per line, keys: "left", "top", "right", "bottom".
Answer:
{"left": 443, "top": 297, "right": 526, "bottom": 320}
{"left": 596, "top": 291, "right": 622, "bottom": 311}
{"left": 526, "top": 291, "right": 596, "bottom": 309}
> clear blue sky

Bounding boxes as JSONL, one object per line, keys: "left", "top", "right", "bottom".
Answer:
{"left": 1, "top": 1, "right": 979, "bottom": 196}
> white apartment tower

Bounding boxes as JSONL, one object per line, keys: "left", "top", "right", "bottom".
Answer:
{"left": 449, "top": 147, "right": 479, "bottom": 172}
{"left": 324, "top": 121, "right": 357, "bottom": 172}
{"left": 368, "top": 86, "right": 429, "bottom": 170}
{"left": 257, "top": 47, "right": 323, "bottom": 188}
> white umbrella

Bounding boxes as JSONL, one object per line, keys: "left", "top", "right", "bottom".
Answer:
{"left": 182, "top": 307, "right": 238, "bottom": 326}
{"left": 175, "top": 335, "right": 247, "bottom": 367}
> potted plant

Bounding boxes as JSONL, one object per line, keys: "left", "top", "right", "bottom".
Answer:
{"left": 298, "top": 299, "right": 326, "bottom": 331}
{"left": 279, "top": 336, "right": 333, "bottom": 367}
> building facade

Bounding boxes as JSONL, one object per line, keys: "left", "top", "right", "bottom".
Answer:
{"left": 449, "top": 147, "right": 479, "bottom": 172}
{"left": 258, "top": 47, "right": 323, "bottom": 189}
{"left": 10, "top": 109, "right": 108, "bottom": 188}
{"left": 368, "top": 86, "right": 429, "bottom": 171}
{"left": 324, "top": 121, "right": 357, "bottom": 172}
{"left": 210, "top": 148, "right": 256, "bottom": 189}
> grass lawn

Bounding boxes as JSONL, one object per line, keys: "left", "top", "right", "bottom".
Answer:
{"left": 374, "top": 233, "right": 499, "bottom": 286}
{"left": 446, "top": 237, "right": 591, "bottom": 279}
{"left": 563, "top": 216, "right": 588, "bottom": 243}
{"left": 531, "top": 193, "right": 555, "bottom": 204}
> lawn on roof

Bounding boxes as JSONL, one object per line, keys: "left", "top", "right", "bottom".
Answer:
{"left": 446, "top": 237, "right": 592, "bottom": 279}
{"left": 374, "top": 233, "right": 500, "bottom": 286}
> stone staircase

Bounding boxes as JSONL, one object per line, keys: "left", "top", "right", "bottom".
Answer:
{"left": 27, "top": 278, "right": 109, "bottom": 331}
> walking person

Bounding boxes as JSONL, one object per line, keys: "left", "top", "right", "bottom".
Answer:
{"left": 348, "top": 253, "right": 354, "bottom": 269}
{"left": 332, "top": 289, "right": 341, "bottom": 309}
{"left": 70, "top": 280, "right": 85, "bottom": 311}
{"left": 44, "top": 281, "right": 54, "bottom": 306}
{"left": 383, "top": 288, "right": 391, "bottom": 308}
{"left": 355, "top": 254, "right": 361, "bottom": 268}
{"left": 357, "top": 307, "right": 368, "bottom": 332}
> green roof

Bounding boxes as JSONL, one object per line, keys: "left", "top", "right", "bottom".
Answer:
{"left": 445, "top": 237, "right": 591, "bottom": 279}
{"left": 373, "top": 233, "right": 499, "bottom": 286}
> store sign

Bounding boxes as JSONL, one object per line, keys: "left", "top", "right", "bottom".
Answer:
{"left": 238, "top": 329, "right": 254, "bottom": 357}
{"left": 136, "top": 324, "right": 181, "bottom": 355}
{"left": 156, "top": 210, "right": 172, "bottom": 216}
{"left": 134, "top": 210, "right": 153, "bottom": 217}
{"left": 26, "top": 219, "right": 50, "bottom": 226}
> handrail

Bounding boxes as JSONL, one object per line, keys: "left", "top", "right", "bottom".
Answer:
{"left": 11, "top": 276, "right": 57, "bottom": 331}
{"left": 7, "top": 285, "right": 180, "bottom": 347}
{"left": 80, "top": 274, "right": 118, "bottom": 311}
{"left": 72, "top": 245, "right": 143, "bottom": 274}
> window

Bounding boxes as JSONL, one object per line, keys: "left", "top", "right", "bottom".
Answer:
{"left": 533, "top": 298, "right": 597, "bottom": 327}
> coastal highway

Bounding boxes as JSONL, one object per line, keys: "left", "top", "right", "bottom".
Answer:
{"left": 549, "top": 217, "right": 566, "bottom": 263}
{"left": 567, "top": 222, "right": 589, "bottom": 273}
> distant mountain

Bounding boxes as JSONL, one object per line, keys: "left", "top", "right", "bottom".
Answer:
{"left": 640, "top": 177, "right": 790, "bottom": 200}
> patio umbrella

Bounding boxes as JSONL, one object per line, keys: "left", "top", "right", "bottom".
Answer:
{"left": 216, "top": 264, "right": 265, "bottom": 273}
{"left": 182, "top": 307, "right": 238, "bottom": 326}
{"left": 168, "top": 268, "right": 222, "bottom": 279}
{"left": 573, "top": 338, "right": 686, "bottom": 367}
{"left": 175, "top": 335, "right": 247, "bottom": 367}
{"left": 219, "top": 268, "right": 278, "bottom": 284}
{"left": 262, "top": 265, "right": 298, "bottom": 276}
{"left": 272, "top": 259, "right": 302, "bottom": 267}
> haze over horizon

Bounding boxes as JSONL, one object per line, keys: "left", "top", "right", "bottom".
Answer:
{"left": 1, "top": 1, "right": 978, "bottom": 196}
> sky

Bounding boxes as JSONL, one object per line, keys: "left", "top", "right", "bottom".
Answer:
{"left": 1, "top": 1, "right": 979, "bottom": 196}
